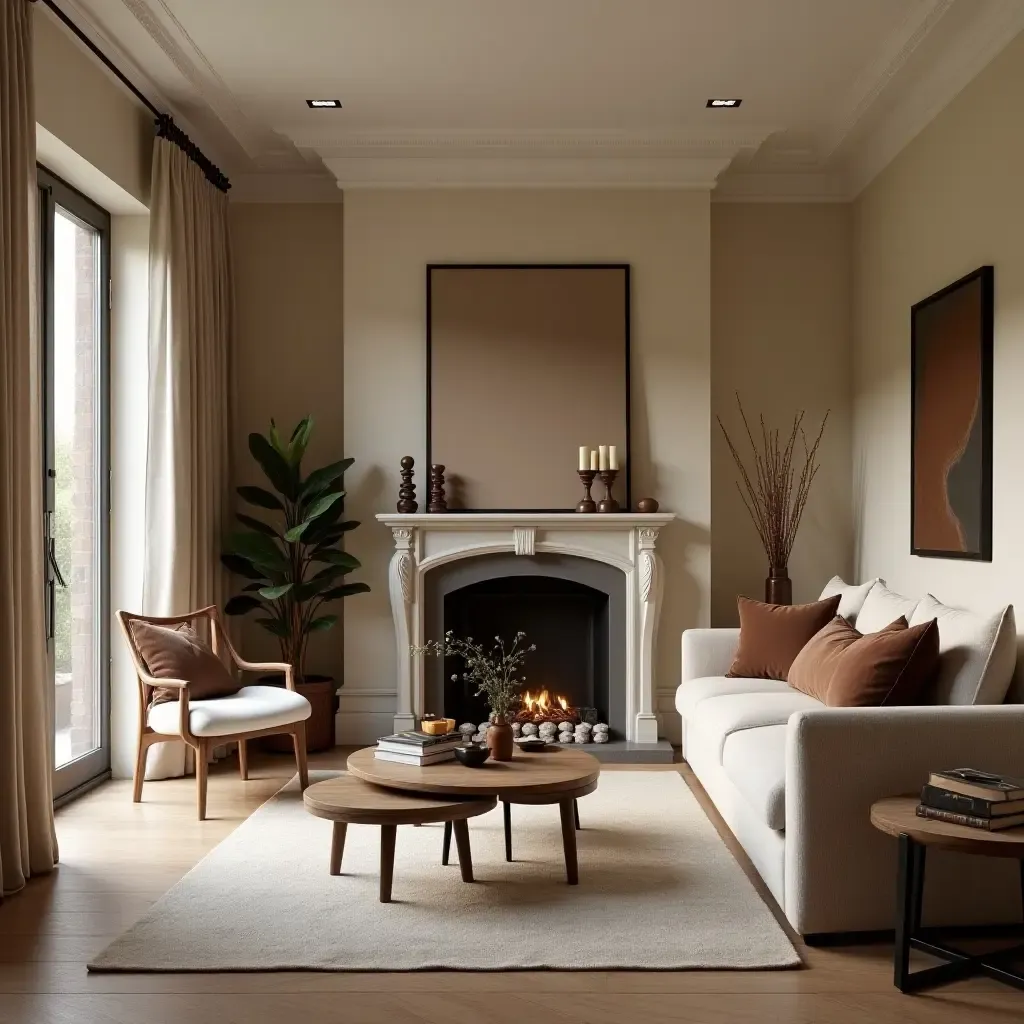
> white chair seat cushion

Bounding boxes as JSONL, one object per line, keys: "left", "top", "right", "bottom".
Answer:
{"left": 909, "top": 595, "right": 1016, "bottom": 705}
{"left": 687, "top": 689, "right": 822, "bottom": 763}
{"left": 818, "top": 576, "right": 882, "bottom": 628}
{"left": 148, "top": 684, "right": 312, "bottom": 738}
{"left": 856, "top": 583, "right": 919, "bottom": 634}
{"left": 722, "top": 724, "right": 787, "bottom": 831}
{"left": 675, "top": 675, "right": 791, "bottom": 719}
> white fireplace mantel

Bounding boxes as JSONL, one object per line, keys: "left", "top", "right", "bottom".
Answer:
{"left": 376, "top": 512, "right": 674, "bottom": 743}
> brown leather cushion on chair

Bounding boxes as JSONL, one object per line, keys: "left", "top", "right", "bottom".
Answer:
{"left": 130, "top": 619, "right": 240, "bottom": 706}
{"left": 727, "top": 595, "right": 842, "bottom": 681}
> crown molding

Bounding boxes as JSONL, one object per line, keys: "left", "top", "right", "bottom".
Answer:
{"left": 296, "top": 128, "right": 772, "bottom": 189}
{"left": 845, "top": 0, "right": 1024, "bottom": 196}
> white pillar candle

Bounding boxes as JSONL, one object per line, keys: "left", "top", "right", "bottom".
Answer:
{"left": 598, "top": 445, "right": 609, "bottom": 471}
{"left": 608, "top": 445, "right": 618, "bottom": 471}
{"left": 578, "top": 446, "right": 589, "bottom": 471}
{"left": 589, "top": 449, "right": 598, "bottom": 471}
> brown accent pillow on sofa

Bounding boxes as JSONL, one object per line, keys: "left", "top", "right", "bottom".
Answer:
{"left": 788, "top": 615, "right": 908, "bottom": 702}
{"left": 727, "top": 594, "right": 842, "bottom": 681}
{"left": 130, "top": 620, "right": 239, "bottom": 706}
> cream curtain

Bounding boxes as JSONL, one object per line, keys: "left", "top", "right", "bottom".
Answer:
{"left": 142, "top": 138, "right": 232, "bottom": 780}
{"left": 0, "top": 0, "right": 59, "bottom": 897}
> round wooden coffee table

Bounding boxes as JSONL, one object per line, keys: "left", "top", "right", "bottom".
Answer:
{"left": 304, "top": 776, "right": 496, "bottom": 902}
{"left": 871, "top": 795, "right": 1024, "bottom": 993}
{"left": 347, "top": 746, "right": 600, "bottom": 884}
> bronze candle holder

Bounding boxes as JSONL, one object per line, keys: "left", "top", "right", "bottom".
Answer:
{"left": 576, "top": 469, "right": 598, "bottom": 513}
{"left": 597, "top": 469, "right": 620, "bottom": 513}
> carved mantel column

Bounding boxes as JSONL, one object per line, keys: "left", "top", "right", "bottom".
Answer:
{"left": 387, "top": 525, "right": 417, "bottom": 732}
{"left": 634, "top": 524, "right": 664, "bottom": 744}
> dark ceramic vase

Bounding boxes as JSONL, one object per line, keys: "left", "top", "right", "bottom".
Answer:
{"left": 764, "top": 570, "right": 793, "bottom": 606}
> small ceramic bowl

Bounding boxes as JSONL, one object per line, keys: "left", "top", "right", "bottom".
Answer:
{"left": 420, "top": 717, "right": 456, "bottom": 736}
{"left": 515, "top": 737, "right": 550, "bottom": 752}
{"left": 453, "top": 744, "right": 491, "bottom": 768}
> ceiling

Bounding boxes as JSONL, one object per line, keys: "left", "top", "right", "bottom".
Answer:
{"left": 54, "top": 0, "right": 1024, "bottom": 199}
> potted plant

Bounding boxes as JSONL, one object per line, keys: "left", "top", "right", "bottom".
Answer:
{"left": 222, "top": 416, "right": 369, "bottom": 751}
{"left": 411, "top": 631, "right": 535, "bottom": 761}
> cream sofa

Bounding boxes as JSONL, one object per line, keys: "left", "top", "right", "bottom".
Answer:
{"left": 677, "top": 579, "right": 1023, "bottom": 937}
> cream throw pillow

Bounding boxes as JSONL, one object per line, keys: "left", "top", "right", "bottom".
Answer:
{"left": 856, "top": 583, "right": 920, "bottom": 635}
{"left": 909, "top": 595, "right": 1016, "bottom": 705}
{"left": 818, "top": 576, "right": 883, "bottom": 627}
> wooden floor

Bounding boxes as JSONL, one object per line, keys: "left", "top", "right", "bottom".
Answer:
{"left": 1, "top": 749, "right": 1020, "bottom": 1024}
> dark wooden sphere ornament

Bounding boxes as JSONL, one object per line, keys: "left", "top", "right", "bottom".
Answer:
{"left": 576, "top": 469, "right": 598, "bottom": 513}
{"left": 397, "top": 456, "right": 418, "bottom": 513}
{"left": 636, "top": 497, "right": 660, "bottom": 513}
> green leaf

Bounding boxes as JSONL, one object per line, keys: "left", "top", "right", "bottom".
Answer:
{"left": 221, "top": 553, "right": 267, "bottom": 580}
{"left": 300, "top": 459, "right": 354, "bottom": 502}
{"left": 224, "top": 595, "right": 263, "bottom": 616}
{"left": 307, "top": 614, "right": 339, "bottom": 632}
{"left": 303, "top": 499, "right": 346, "bottom": 544}
{"left": 268, "top": 419, "right": 287, "bottom": 458}
{"left": 289, "top": 417, "right": 314, "bottom": 465}
{"left": 322, "top": 582, "right": 371, "bottom": 600}
{"left": 236, "top": 485, "right": 282, "bottom": 511}
{"left": 256, "top": 617, "right": 289, "bottom": 638}
{"left": 249, "top": 432, "right": 297, "bottom": 499}
{"left": 259, "top": 583, "right": 294, "bottom": 601}
{"left": 305, "top": 491, "right": 344, "bottom": 522}
{"left": 242, "top": 581, "right": 265, "bottom": 592}
{"left": 311, "top": 549, "right": 361, "bottom": 570}
{"left": 226, "top": 530, "right": 288, "bottom": 572}
{"left": 283, "top": 521, "right": 310, "bottom": 543}
{"left": 236, "top": 513, "right": 279, "bottom": 538}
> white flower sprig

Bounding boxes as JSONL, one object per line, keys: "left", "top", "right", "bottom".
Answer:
{"left": 411, "top": 630, "right": 536, "bottom": 721}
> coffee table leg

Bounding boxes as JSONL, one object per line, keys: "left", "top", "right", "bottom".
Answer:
{"left": 503, "top": 801, "right": 513, "bottom": 862}
{"left": 442, "top": 820, "right": 452, "bottom": 865}
{"left": 330, "top": 821, "right": 347, "bottom": 876}
{"left": 380, "top": 825, "right": 397, "bottom": 903}
{"left": 559, "top": 798, "right": 579, "bottom": 885}
{"left": 452, "top": 819, "right": 475, "bottom": 883}
{"left": 894, "top": 832, "right": 926, "bottom": 992}
{"left": 574, "top": 799, "right": 580, "bottom": 831}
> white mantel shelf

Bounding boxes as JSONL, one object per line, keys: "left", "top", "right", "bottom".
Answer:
{"left": 376, "top": 511, "right": 674, "bottom": 745}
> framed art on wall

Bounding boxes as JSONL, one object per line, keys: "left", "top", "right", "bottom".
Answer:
{"left": 910, "top": 265, "right": 993, "bottom": 560}
{"left": 427, "top": 264, "right": 630, "bottom": 512}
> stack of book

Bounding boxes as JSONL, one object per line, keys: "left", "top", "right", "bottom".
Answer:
{"left": 918, "top": 769, "right": 1024, "bottom": 831}
{"left": 375, "top": 730, "right": 463, "bottom": 766}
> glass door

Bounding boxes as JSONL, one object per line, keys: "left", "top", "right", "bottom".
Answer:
{"left": 38, "top": 167, "right": 111, "bottom": 800}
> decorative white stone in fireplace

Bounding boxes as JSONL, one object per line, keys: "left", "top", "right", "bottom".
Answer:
{"left": 377, "top": 512, "right": 674, "bottom": 743}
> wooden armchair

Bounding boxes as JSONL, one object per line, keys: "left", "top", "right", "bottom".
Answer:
{"left": 117, "top": 605, "right": 311, "bottom": 820}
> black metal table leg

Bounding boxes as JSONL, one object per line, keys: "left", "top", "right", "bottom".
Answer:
{"left": 503, "top": 801, "right": 512, "bottom": 862}
{"left": 441, "top": 820, "right": 452, "bottom": 866}
{"left": 894, "top": 833, "right": 926, "bottom": 992}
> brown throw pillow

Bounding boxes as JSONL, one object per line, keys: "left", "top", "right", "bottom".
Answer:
{"left": 789, "top": 615, "right": 908, "bottom": 702}
{"left": 826, "top": 617, "right": 939, "bottom": 707}
{"left": 727, "top": 594, "right": 842, "bottom": 681}
{"left": 130, "top": 620, "right": 239, "bottom": 706}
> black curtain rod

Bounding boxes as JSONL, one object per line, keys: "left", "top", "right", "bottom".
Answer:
{"left": 38, "top": 0, "right": 231, "bottom": 192}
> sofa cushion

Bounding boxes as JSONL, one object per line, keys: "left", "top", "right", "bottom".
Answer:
{"left": 856, "top": 583, "right": 920, "bottom": 634}
{"left": 728, "top": 595, "right": 841, "bottom": 681}
{"left": 688, "top": 689, "right": 822, "bottom": 762}
{"left": 148, "top": 684, "right": 312, "bottom": 738}
{"left": 818, "top": 576, "right": 883, "bottom": 627}
{"left": 909, "top": 595, "right": 1016, "bottom": 705}
{"left": 676, "top": 675, "right": 792, "bottom": 719}
{"left": 722, "top": 724, "right": 787, "bottom": 831}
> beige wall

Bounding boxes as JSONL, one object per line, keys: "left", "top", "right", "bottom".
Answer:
{"left": 229, "top": 203, "right": 346, "bottom": 679}
{"left": 343, "top": 189, "right": 711, "bottom": 743}
{"left": 33, "top": 5, "right": 151, "bottom": 206}
{"left": 853, "top": 33, "right": 1024, "bottom": 641}
{"left": 711, "top": 204, "right": 853, "bottom": 624}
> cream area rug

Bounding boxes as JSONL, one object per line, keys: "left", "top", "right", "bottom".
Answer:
{"left": 89, "top": 770, "right": 799, "bottom": 972}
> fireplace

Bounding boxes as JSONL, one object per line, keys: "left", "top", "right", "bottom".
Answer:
{"left": 424, "top": 553, "right": 626, "bottom": 737}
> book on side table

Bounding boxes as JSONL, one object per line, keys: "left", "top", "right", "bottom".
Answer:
{"left": 375, "top": 730, "right": 462, "bottom": 766}
{"left": 918, "top": 769, "right": 1024, "bottom": 831}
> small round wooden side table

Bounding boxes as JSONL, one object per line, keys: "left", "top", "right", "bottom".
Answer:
{"left": 303, "top": 776, "right": 496, "bottom": 903}
{"left": 871, "top": 795, "right": 1024, "bottom": 994}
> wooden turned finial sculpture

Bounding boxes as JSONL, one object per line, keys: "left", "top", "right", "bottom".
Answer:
{"left": 428, "top": 464, "right": 448, "bottom": 513}
{"left": 397, "top": 456, "right": 417, "bottom": 513}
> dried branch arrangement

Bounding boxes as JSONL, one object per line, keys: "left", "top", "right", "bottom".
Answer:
{"left": 718, "top": 395, "right": 828, "bottom": 573}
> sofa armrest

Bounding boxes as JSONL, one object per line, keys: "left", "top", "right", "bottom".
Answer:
{"left": 681, "top": 628, "right": 740, "bottom": 682}
{"left": 785, "top": 705, "right": 1024, "bottom": 934}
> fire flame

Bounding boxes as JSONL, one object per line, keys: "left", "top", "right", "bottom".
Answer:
{"left": 521, "top": 689, "right": 570, "bottom": 714}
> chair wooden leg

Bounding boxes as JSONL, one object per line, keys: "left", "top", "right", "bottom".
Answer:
{"left": 238, "top": 739, "right": 248, "bottom": 781}
{"left": 195, "top": 740, "right": 208, "bottom": 821}
{"left": 292, "top": 724, "right": 309, "bottom": 790}
{"left": 132, "top": 734, "right": 150, "bottom": 803}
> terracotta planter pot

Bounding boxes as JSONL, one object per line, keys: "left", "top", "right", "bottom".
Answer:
{"left": 486, "top": 716, "right": 514, "bottom": 761}
{"left": 764, "top": 571, "right": 793, "bottom": 606}
{"left": 261, "top": 674, "right": 337, "bottom": 753}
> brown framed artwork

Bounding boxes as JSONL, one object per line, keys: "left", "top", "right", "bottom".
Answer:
{"left": 910, "top": 265, "right": 993, "bottom": 561}
{"left": 427, "top": 264, "right": 630, "bottom": 512}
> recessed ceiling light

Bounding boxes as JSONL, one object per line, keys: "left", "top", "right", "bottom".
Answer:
{"left": 706, "top": 98, "right": 741, "bottom": 108}
{"left": 306, "top": 99, "right": 342, "bottom": 109}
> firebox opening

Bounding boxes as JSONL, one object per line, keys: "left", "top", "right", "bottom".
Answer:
{"left": 442, "top": 575, "right": 609, "bottom": 729}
